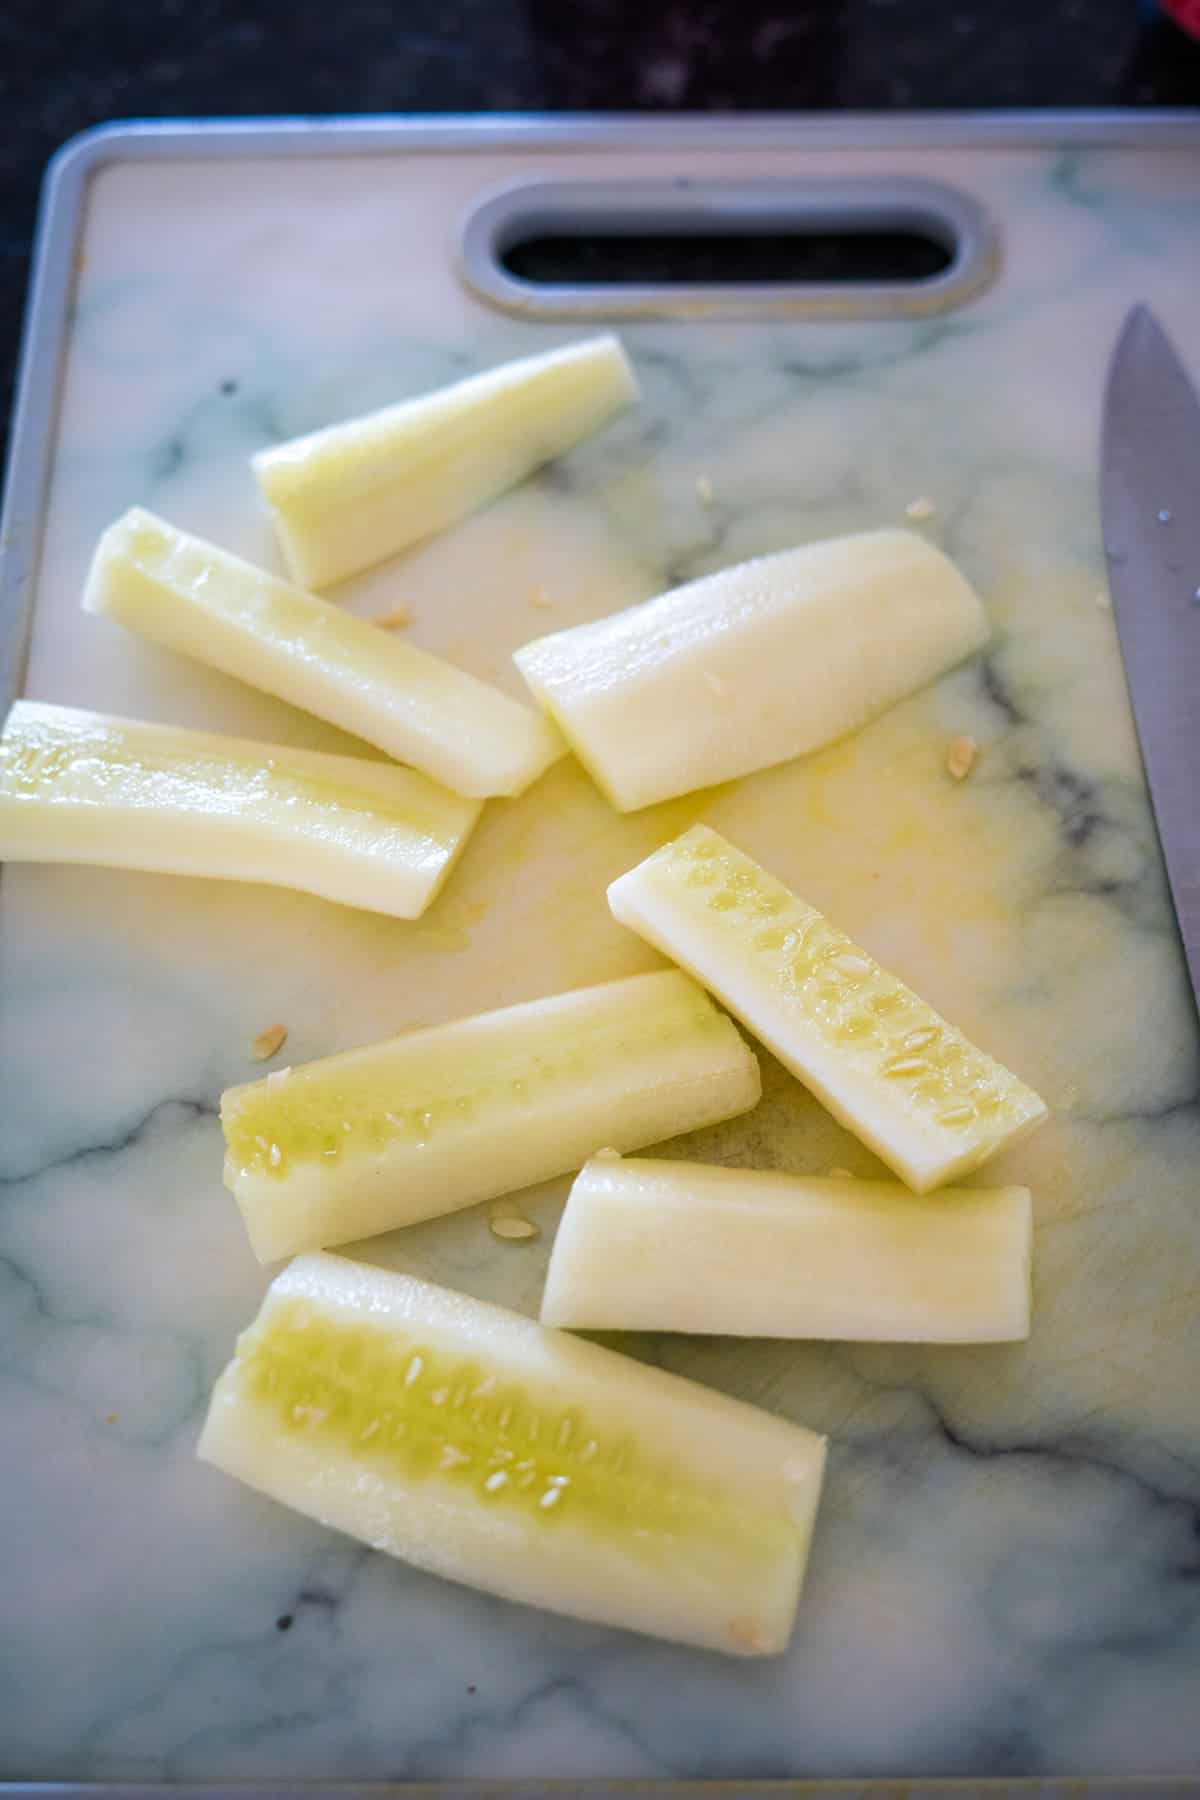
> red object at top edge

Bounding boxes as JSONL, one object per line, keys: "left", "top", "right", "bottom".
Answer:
{"left": 1161, "top": 0, "right": 1200, "bottom": 38}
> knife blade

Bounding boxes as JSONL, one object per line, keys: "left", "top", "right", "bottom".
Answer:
{"left": 1102, "top": 304, "right": 1200, "bottom": 1010}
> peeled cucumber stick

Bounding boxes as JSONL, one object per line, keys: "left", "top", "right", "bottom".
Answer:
{"left": 542, "top": 1153, "right": 1033, "bottom": 1342}
{"left": 0, "top": 700, "right": 480, "bottom": 919}
{"left": 83, "top": 509, "right": 564, "bottom": 799}
{"left": 222, "top": 969, "right": 761, "bottom": 1262}
{"left": 609, "top": 827, "right": 1047, "bottom": 1192}
{"left": 253, "top": 336, "right": 639, "bottom": 589}
{"left": 198, "top": 1252, "right": 826, "bottom": 1656}
{"left": 514, "top": 529, "right": 989, "bottom": 811}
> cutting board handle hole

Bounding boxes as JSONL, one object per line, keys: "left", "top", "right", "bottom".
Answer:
{"left": 501, "top": 228, "right": 952, "bottom": 287}
{"left": 461, "top": 177, "right": 999, "bottom": 320}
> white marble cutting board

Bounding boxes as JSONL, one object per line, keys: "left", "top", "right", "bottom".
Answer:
{"left": 2, "top": 121, "right": 1200, "bottom": 1787}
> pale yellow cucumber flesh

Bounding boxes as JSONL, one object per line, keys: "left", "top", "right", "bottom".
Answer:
{"left": 197, "top": 1254, "right": 825, "bottom": 1655}
{"left": 514, "top": 529, "right": 990, "bottom": 811}
{"left": 0, "top": 699, "right": 480, "bottom": 919}
{"left": 253, "top": 335, "right": 639, "bottom": 589}
{"left": 541, "top": 1153, "right": 1033, "bottom": 1342}
{"left": 82, "top": 508, "right": 564, "bottom": 798}
{"left": 608, "top": 826, "right": 1047, "bottom": 1191}
{"left": 221, "top": 969, "right": 761, "bottom": 1262}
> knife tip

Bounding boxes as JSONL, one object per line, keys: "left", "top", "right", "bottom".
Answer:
{"left": 1111, "top": 304, "right": 1191, "bottom": 389}
{"left": 1110, "top": 304, "right": 1168, "bottom": 380}
{"left": 1121, "top": 301, "right": 1155, "bottom": 338}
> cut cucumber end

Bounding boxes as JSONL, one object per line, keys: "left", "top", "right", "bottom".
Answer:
{"left": 197, "top": 1252, "right": 826, "bottom": 1655}
{"left": 512, "top": 682, "right": 632, "bottom": 812}
{"left": 608, "top": 826, "right": 1048, "bottom": 1191}
{"left": 221, "top": 969, "right": 761, "bottom": 1262}
{"left": 542, "top": 1153, "right": 1033, "bottom": 1343}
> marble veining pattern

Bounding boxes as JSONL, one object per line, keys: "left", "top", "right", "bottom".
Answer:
{"left": 2, "top": 136, "right": 1200, "bottom": 1783}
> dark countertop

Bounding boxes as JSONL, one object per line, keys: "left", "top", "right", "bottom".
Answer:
{"left": 3, "top": 0, "right": 1200, "bottom": 482}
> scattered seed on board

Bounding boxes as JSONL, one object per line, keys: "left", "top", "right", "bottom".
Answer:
{"left": 1094, "top": 591, "right": 1111, "bottom": 610}
{"left": 905, "top": 495, "right": 937, "bottom": 522}
{"left": 828, "top": 1167, "right": 854, "bottom": 1180}
{"left": 945, "top": 735, "right": 979, "bottom": 782}
{"left": 529, "top": 586, "right": 554, "bottom": 610}
{"left": 490, "top": 1215, "right": 541, "bottom": 1242}
{"left": 375, "top": 604, "right": 412, "bottom": 629}
{"left": 696, "top": 475, "right": 715, "bottom": 505}
{"left": 250, "top": 1023, "right": 288, "bottom": 1061}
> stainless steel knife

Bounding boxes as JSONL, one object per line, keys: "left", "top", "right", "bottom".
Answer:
{"left": 1102, "top": 305, "right": 1200, "bottom": 1008}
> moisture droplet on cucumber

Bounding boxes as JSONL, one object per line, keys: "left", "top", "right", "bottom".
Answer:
{"left": 197, "top": 1252, "right": 826, "bottom": 1655}
{"left": 253, "top": 335, "right": 639, "bottom": 589}
{"left": 82, "top": 508, "right": 564, "bottom": 799}
{"left": 0, "top": 699, "right": 480, "bottom": 919}
{"left": 542, "top": 1153, "right": 1033, "bottom": 1342}
{"left": 608, "top": 826, "right": 1047, "bottom": 1191}
{"left": 514, "top": 528, "right": 989, "bottom": 810}
{"left": 222, "top": 969, "right": 761, "bottom": 1262}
